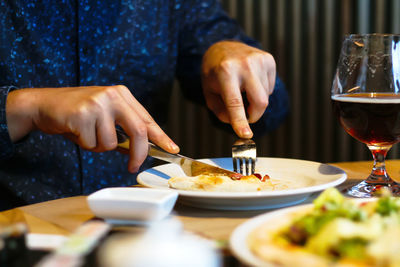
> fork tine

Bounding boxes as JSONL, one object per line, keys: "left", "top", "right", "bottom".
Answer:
{"left": 233, "top": 158, "right": 238, "bottom": 173}
{"left": 245, "top": 158, "right": 250, "bottom": 175}
{"left": 239, "top": 158, "right": 244, "bottom": 175}
{"left": 232, "top": 138, "right": 257, "bottom": 175}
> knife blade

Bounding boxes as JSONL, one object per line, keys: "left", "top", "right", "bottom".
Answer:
{"left": 116, "top": 129, "right": 241, "bottom": 178}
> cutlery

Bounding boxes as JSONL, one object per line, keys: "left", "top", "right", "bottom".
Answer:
{"left": 232, "top": 138, "right": 257, "bottom": 175}
{"left": 116, "top": 129, "right": 241, "bottom": 179}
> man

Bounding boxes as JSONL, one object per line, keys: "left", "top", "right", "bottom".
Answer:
{"left": 0, "top": 0, "right": 288, "bottom": 210}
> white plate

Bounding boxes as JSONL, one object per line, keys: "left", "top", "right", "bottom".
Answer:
{"left": 229, "top": 204, "right": 313, "bottom": 266}
{"left": 137, "top": 157, "right": 346, "bottom": 210}
{"left": 230, "top": 198, "right": 372, "bottom": 266}
{"left": 87, "top": 187, "right": 178, "bottom": 223}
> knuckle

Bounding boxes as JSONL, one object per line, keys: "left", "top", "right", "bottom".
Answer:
{"left": 114, "top": 84, "right": 129, "bottom": 92}
{"left": 103, "top": 85, "right": 118, "bottom": 95}
{"left": 243, "top": 54, "right": 255, "bottom": 67}
{"left": 74, "top": 105, "right": 92, "bottom": 120}
{"left": 263, "top": 53, "right": 276, "bottom": 68}
{"left": 144, "top": 117, "right": 158, "bottom": 128}
{"left": 103, "top": 139, "right": 118, "bottom": 150}
{"left": 226, "top": 97, "right": 243, "bottom": 109}
{"left": 79, "top": 137, "right": 96, "bottom": 150}
{"left": 134, "top": 124, "right": 148, "bottom": 138}
{"left": 256, "top": 95, "right": 269, "bottom": 109}
{"left": 81, "top": 93, "right": 104, "bottom": 113}
{"left": 102, "top": 86, "right": 123, "bottom": 100}
{"left": 233, "top": 118, "right": 248, "bottom": 127}
{"left": 90, "top": 146, "right": 100, "bottom": 152}
{"left": 98, "top": 85, "right": 129, "bottom": 101}
{"left": 245, "top": 52, "right": 268, "bottom": 70}
{"left": 219, "top": 59, "right": 238, "bottom": 74}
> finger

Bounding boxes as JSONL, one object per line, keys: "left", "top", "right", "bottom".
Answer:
{"left": 146, "top": 121, "right": 180, "bottom": 153}
{"left": 117, "top": 112, "right": 149, "bottom": 173}
{"left": 112, "top": 89, "right": 177, "bottom": 172}
{"left": 260, "top": 53, "right": 276, "bottom": 95}
{"left": 217, "top": 75, "right": 253, "bottom": 138}
{"left": 203, "top": 90, "right": 230, "bottom": 123}
{"left": 93, "top": 114, "right": 118, "bottom": 152}
{"left": 267, "top": 69, "right": 276, "bottom": 95}
{"left": 75, "top": 118, "right": 97, "bottom": 149}
{"left": 242, "top": 76, "right": 269, "bottom": 123}
{"left": 105, "top": 91, "right": 149, "bottom": 173}
{"left": 128, "top": 127, "right": 149, "bottom": 173}
{"left": 117, "top": 86, "right": 179, "bottom": 154}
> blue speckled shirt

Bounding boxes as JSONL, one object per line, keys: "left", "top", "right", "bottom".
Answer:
{"left": 0, "top": 0, "right": 288, "bottom": 210}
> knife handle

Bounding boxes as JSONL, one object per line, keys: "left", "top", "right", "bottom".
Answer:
{"left": 115, "top": 128, "right": 181, "bottom": 165}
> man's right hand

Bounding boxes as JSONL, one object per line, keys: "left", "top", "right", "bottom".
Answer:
{"left": 6, "top": 85, "right": 179, "bottom": 173}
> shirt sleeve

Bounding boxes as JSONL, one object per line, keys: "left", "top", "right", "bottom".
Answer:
{"left": 175, "top": 0, "right": 289, "bottom": 135}
{"left": 0, "top": 86, "right": 16, "bottom": 158}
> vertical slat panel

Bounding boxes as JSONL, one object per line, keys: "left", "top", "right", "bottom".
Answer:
{"left": 306, "top": 0, "right": 318, "bottom": 159}
{"left": 392, "top": 0, "right": 400, "bottom": 33}
{"left": 337, "top": 0, "right": 353, "bottom": 161}
{"left": 290, "top": 0, "right": 302, "bottom": 158}
{"left": 272, "top": 0, "right": 289, "bottom": 158}
{"left": 390, "top": 0, "right": 400, "bottom": 160}
{"left": 374, "top": 0, "right": 386, "bottom": 33}
{"left": 321, "top": 0, "right": 337, "bottom": 162}
{"left": 256, "top": 0, "right": 271, "bottom": 156}
{"left": 357, "top": 0, "right": 370, "bottom": 34}
{"left": 227, "top": 0, "right": 237, "bottom": 18}
{"left": 259, "top": 0, "right": 270, "bottom": 49}
{"left": 243, "top": 0, "right": 253, "bottom": 36}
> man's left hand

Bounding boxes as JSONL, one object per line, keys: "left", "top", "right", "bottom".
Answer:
{"left": 201, "top": 41, "right": 276, "bottom": 138}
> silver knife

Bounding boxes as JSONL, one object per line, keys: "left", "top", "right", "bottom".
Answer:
{"left": 116, "top": 129, "right": 241, "bottom": 178}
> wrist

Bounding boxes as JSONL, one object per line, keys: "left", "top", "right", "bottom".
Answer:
{"left": 6, "top": 88, "right": 36, "bottom": 142}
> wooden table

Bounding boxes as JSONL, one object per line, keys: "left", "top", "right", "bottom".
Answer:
{"left": 1, "top": 160, "right": 399, "bottom": 259}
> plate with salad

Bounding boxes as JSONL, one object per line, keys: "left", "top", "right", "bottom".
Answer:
{"left": 230, "top": 188, "right": 400, "bottom": 267}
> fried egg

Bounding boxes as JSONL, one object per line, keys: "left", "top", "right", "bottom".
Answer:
{"left": 168, "top": 174, "right": 288, "bottom": 192}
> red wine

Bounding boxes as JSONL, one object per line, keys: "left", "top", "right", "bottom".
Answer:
{"left": 332, "top": 93, "right": 400, "bottom": 146}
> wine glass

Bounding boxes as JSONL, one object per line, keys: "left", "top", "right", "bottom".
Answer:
{"left": 331, "top": 33, "right": 400, "bottom": 197}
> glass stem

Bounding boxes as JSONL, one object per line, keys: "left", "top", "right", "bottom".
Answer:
{"left": 367, "top": 145, "right": 392, "bottom": 183}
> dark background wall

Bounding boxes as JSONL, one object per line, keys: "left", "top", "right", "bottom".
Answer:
{"left": 166, "top": 0, "right": 400, "bottom": 163}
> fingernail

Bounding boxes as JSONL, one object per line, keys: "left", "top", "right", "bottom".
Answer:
{"left": 129, "top": 166, "right": 139, "bottom": 173}
{"left": 241, "top": 127, "right": 252, "bottom": 138}
{"left": 169, "top": 142, "right": 179, "bottom": 152}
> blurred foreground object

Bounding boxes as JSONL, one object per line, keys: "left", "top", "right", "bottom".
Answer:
{"left": 0, "top": 223, "right": 28, "bottom": 265}
{"left": 99, "top": 218, "right": 221, "bottom": 267}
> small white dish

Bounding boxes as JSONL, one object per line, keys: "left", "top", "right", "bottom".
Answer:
{"left": 26, "top": 233, "right": 67, "bottom": 250}
{"left": 87, "top": 187, "right": 178, "bottom": 223}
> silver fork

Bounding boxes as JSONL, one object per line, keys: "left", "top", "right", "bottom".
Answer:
{"left": 232, "top": 139, "right": 257, "bottom": 176}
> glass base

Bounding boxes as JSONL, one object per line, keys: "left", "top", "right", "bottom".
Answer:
{"left": 344, "top": 180, "right": 400, "bottom": 198}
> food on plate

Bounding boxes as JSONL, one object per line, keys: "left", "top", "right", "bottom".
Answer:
{"left": 168, "top": 173, "right": 291, "bottom": 192}
{"left": 248, "top": 188, "right": 400, "bottom": 267}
